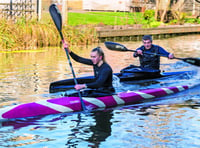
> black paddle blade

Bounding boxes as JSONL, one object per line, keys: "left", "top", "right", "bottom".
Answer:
{"left": 182, "top": 58, "right": 200, "bottom": 66}
{"left": 49, "top": 4, "right": 62, "bottom": 32}
{"left": 104, "top": 41, "right": 128, "bottom": 51}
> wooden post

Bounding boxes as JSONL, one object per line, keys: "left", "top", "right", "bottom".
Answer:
{"left": 10, "top": 0, "right": 12, "bottom": 18}
{"left": 192, "top": 0, "right": 196, "bottom": 15}
{"left": 62, "top": 0, "right": 68, "bottom": 25}
{"left": 37, "top": 0, "right": 42, "bottom": 20}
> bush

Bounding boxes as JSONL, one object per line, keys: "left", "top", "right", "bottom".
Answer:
{"left": 197, "top": 17, "right": 200, "bottom": 24}
{"left": 143, "top": 10, "right": 155, "bottom": 20}
{"left": 169, "top": 19, "right": 178, "bottom": 25}
{"left": 184, "top": 18, "right": 196, "bottom": 24}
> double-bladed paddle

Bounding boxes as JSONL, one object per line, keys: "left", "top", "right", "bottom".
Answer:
{"left": 104, "top": 41, "right": 200, "bottom": 67}
{"left": 49, "top": 4, "right": 86, "bottom": 111}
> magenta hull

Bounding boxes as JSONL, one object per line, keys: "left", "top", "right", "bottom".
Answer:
{"left": 0, "top": 85, "right": 190, "bottom": 120}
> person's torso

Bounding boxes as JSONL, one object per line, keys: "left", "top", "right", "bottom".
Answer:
{"left": 139, "top": 45, "right": 160, "bottom": 70}
{"left": 93, "top": 63, "right": 113, "bottom": 88}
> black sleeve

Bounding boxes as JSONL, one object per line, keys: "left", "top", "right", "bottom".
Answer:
{"left": 133, "top": 46, "right": 143, "bottom": 57}
{"left": 86, "top": 66, "right": 111, "bottom": 89}
{"left": 69, "top": 51, "right": 93, "bottom": 65}
{"left": 133, "top": 52, "right": 138, "bottom": 57}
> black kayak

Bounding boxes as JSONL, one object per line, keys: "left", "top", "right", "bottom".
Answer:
{"left": 49, "top": 66, "right": 191, "bottom": 93}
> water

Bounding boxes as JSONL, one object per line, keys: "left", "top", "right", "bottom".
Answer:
{"left": 0, "top": 35, "right": 200, "bottom": 147}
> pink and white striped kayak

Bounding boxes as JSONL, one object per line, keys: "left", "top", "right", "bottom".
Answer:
{"left": 0, "top": 85, "right": 191, "bottom": 121}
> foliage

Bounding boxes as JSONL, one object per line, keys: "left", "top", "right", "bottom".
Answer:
{"left": 0, "top": 16, "right": 60, "bottom": 51}
{"left": 143, "top": 10, "right": 155, "bottom": 20}
{"left": 142, "top": 10, "right": 161, "bottom": 28}
{"left": 184, "top": 17, "right": 200, "bottom": 24}
{"left": 0, "top": 14, "right": 98, "bottom": 51}
{"left": 0, "top": 10, "right": 199, "bottom": 51}
{"left": 172, "top": 11, "right": 186, "bottom": 25}
{"left": 142, "top": 18, "right": 161, "bottom": 28}
{"left": 68, "top": 12, "right": 143, "bottom": 26}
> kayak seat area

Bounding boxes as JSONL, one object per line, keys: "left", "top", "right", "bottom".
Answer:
{"left": 120, "top": 64, "right": 160, "bottom": 73}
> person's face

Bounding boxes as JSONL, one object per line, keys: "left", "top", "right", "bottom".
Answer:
{"left": 143, "top": 39, "right": 152, "bottom": 50}
{"left": 90, "top": 51, "right": 102, "bottom": 65}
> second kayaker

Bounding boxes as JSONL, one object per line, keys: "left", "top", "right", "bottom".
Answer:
{"left": 121, "top": 35, "right": 174, "bottom": 74}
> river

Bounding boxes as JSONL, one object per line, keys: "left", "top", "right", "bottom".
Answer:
{"left": 0, "top": 34, "right": 200, "bottom": 147}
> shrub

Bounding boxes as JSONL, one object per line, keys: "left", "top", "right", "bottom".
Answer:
{"left": 143, "top": 10, "right": 155, "bottom": 20}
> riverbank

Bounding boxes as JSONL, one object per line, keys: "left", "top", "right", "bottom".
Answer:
{"left": 1, "top": 10, "right": 199, "bottom": 51}
{"left": 96, "top": 24, "right": 200, "bottom": 42}
{"left": 0, "top": 18, "right": 98, "bottom": 51}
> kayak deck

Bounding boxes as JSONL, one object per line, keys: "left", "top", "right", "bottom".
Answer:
{"left": 49, "top": 71, "right": 191, "bottom": 93}
{"left": 0, "top": 85, "right": 191, "bottom": 121}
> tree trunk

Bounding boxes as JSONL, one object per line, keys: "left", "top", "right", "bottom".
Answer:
{"left": 155, "top": 0, "right": 170, "bottom": 21}
{"left": 171, "top": 0, "right": 185, "bottom": 24}
{"left": 155, "top": 0, "right": 160, "bottom": 20}
{"left": 160, "top": 0, "right": 171, "bottom": 22}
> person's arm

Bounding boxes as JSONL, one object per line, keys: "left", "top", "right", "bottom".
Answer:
{"left": 133, "top": 46, "right": 143, "bottom": 57}
{"left": 69, "top": 52, "right": 93, "bottom": 65}
{"left": 75, "top": 66, "right": 111, "bottom": 90}
{"left": 158, "top": 46, "right": 174, "bottom": 59}
{"left": 63, "top": 42, "right": 93, "bottom": 65}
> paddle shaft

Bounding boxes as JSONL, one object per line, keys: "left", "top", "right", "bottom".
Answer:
{"left": 49, "top": 4, "right": 86, "bottom": 111}
{"left": 125, "top": 48, "right": 184, "bottom": 59}
{"left": 125, "top": 48, "right": 200, "bottom": 65}
{"left": 104, "top": 41, "right": 200, "bottom": 66}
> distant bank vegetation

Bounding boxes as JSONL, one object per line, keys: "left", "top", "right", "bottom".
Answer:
{"left": 0, "top": 11, "right": 199, "bottom": 51}
{"left": 0, "top": 14, "right": 97, "bottom": 51}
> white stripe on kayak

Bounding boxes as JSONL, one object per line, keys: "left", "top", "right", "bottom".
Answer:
{"left": 161, "top": 88, "right": 174, "bottom": 94}
{"left": 134, "top": 91, "right": 155, "bottom": 99}
{"left": 83, "top": 97, "right": 106, "bottom": 108}
{"left": 37, "top": 100, "right": 73, "bottom": 112}
{"left": 113, "top": 95, "right": 125, "bottom": 105}
{"left": 176, "top": 86, "right": 186, "bottom": 91}
{"left": 0, "top": 105, "right": 20, "bottom": 119}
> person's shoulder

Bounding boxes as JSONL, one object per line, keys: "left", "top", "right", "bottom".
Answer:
{"left": 152, "top": 44, "right": 159, "bottom": 48}
{"left": 103, "top": 62, "right": 111, "bottom": 67}
{"left": 152, "top": 44, "right": 164, "bottom": 49}
{"left": 103, "top": 63, "right": 112, "bottom": 70}
{"left": 137, "top": 45, "right": 144, "bottom": 50}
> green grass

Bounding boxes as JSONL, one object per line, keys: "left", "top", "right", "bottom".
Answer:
{"left": 68, "top": 12, "right": 144, "bottom": 26}
{"left": 42, "top": 11, "right": 162, "bottom": 27}
{"left": 1, "top": 10, "right": 199, "bottom": 51}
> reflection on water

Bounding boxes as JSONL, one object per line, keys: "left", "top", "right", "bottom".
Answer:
{"left": 0, "top": 34, "right": 200, "bottom": 147}
{"left": 65, "top": 110, "right": 113, "bottom": 147}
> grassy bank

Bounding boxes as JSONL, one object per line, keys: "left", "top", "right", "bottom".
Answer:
{"left": 1, "top": 11, "right": 199, "bottom": 51}
{"left": 0, "top": 14, "right": 98, "bottom": 51}
{"left": 68, "top": 12, "right": 144, "bottom": 26}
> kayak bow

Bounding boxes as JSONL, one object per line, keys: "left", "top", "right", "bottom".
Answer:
{"left": 0, "top": 85, "right": 191, "bottom": 121}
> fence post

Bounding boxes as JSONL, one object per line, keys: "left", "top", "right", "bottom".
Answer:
{"left": 62, "top": 0, "right": 68, "bottom": 25}
{"left": 10, "top": 0, "right": 12, "bottom": 17}
{"left": 37, "top": 0, "right": 42, "bottom": 20}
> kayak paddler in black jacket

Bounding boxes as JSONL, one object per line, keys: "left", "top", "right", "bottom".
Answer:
{"left": 134, "top": 35, "right": 174, "bottom": 70}
{"left": 64, "top": 43, "right": 115, "bottom": 97}
{"left": 121, "top": 35, "right": 174, "bottom": 74}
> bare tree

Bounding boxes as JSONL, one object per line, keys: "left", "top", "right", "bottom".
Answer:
{"left": 155, "top": 0, "right": 186, "bottom": 23}
{"left": 171, "top": 0, "right": 185, "bottom": 24}
{"left": 155, "top": 0, "right": 171, "bottom": 22}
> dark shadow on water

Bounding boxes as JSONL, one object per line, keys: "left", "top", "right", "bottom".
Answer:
{"left": 65, "top": 110, "right": 113, "bottom": 148}
{"left": 86, "top": 110, "right": 113, "bottom": 147}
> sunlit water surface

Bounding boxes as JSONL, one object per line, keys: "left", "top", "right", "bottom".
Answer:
{"left": 0, "top": 35, "right": 200, "bottom": 148}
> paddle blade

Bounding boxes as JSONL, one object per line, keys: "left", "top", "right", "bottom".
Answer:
{"left": 104, "top": 41, "right": 128, "bottom": 51}
{"left": 49, "top": 4, "right": 62, "bottom": 32}
{"left": 182, "top": 58, "right": 200, "bottom": 66}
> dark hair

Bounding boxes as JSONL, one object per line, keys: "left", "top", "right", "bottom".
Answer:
{"left": 142, "top": 35, "right": 152, "bottom": 42}
{"left": 92, "top": 47, "right": 105, "bottom": 62}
